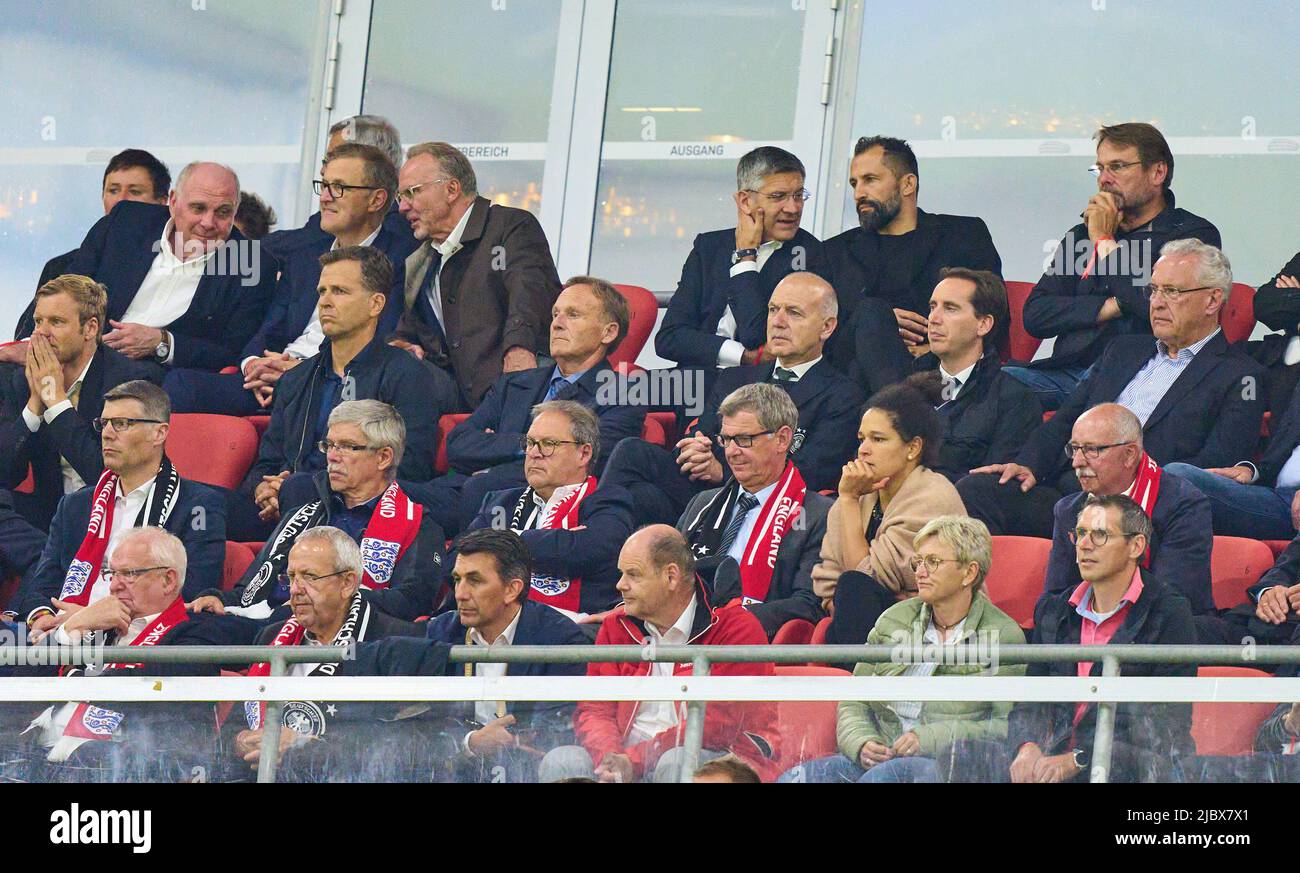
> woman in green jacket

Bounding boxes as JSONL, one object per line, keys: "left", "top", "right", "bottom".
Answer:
{"left": 780, "top": 515, "right": 1025, "bottom": 783}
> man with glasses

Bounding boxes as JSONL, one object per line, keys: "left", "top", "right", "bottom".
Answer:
{"left": 1008, "top": 123, "right": 1221, "bottom": 409}
{"left": 10, "top": 380, "right": 225, "bottom": 638}
{"left": 233, "top": 246, "right": 449, "bottom": 541}
{"left": 389, "top": 142, "right": 561, "bottom": 410}
{"left": 191, "top": 400, "right": 444, "bottom": 624}
{"left": 677, "top": 383, "right": 831, "bottom": 639}
{"left": 959, "top": 240, "right": 1263, "bottom": 541}
{"left": 460, "top": 401, "right": 633, "bottom": 625}
{"left": 164, "top": 143, "right": 418, "bottom": 416}
{"left": 656, "top": 146, "right": 825, "bottom": 372}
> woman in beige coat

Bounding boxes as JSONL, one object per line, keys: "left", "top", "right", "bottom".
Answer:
{"left": 813, "top": 382, "right": 965, "bottom": 643}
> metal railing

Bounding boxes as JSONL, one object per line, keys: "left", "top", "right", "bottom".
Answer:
{"left": 2, "top": 643, "right": 1298, "bottom": 783}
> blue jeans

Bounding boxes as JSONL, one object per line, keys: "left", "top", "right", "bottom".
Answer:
{"left": 1163, "top": 463, "right": 1297, "bottom": 540}
{"left": 1001, "top": 363, "right": 1092, "bottom": 411}
{"left": 859, "top": 756, "right": 941, "bottom": 783}
{"left": 778, "top": 753, "right": 941, "bottom": 783}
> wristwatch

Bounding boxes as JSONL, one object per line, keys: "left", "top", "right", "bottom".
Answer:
{"left": 1071, "top": 747, "right": 1089, "bottom": 771}
{"left": 731, "top": 248, "right": 759, "bottom": 264}
{"left": 154, "top": 331, "right": 171, "bottom": 363}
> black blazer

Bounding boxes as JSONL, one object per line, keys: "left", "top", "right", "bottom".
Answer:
{"left": 1248, "top": 360, "right": 1300, "bottom": 486}
{"left": 445, "top": 358, "right": 644, "bottom": 476}
{"left": 693, "top": 359, "right": 864, "bottom": 493}
{"left": 822, "top": 209, "right": 1001, "bottom": 371}
{"left": 1016, "top": 331, "right": 1266, "bottom": 490}
{"left": 1046, "top": 470, "right": 1214, "bottom": 614}
{"left": 655, "top": 227, "right": 826, "bottom": 367}
{"left": 55, "top": 201, "right": 275, "bottom": 371}
{"left": 0, "top": 346, "right": 160, "bottom": 529}
{"left": 678, "top": 488, "right": 831, "bottom": 638}
{"left": 14, "top": 476, "right": 227, "bottom": 617}
{"left": 1251, "top": 249, "right": 1300, "bottom": 337}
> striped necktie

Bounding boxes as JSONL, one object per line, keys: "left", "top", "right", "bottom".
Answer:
{"left": 717, "top": 493, "right": 760, "bottom": 554}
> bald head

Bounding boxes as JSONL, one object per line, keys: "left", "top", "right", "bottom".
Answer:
{"left": 1076, "top": 403, "right": 1143, "bottom": 447}
{"left": 774, "top": 271, "right": 837, "bottom": 318}
{"left": 169, "top": 162, "right": 240, "bottom": 255}
{"left": 617, "top": 525, "right": 697, "bottom": 630}
{"left": 1070, "top": 403, "right": 1144, "bottom": 495}
{"left": 767, "top": 272, "right": 838, "bottom": 366}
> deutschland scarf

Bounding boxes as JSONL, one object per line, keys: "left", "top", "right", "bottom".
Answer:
{"left": 60, "top": 459, "right": 181, "bottom": 607}
{"left": 1123, "top": 452, "right": 1162, "bottom": 568}
{"left": 240, "top": 481, "right": 422, "bottom": 608}
{"left": 508, "top": 476, "right": 596, "bottom": 613}
{"left": 683, "top": 462, "right": 806, "bottom": 604}
{"left": 244, "top": 590, "right": 370, "bottom": 732}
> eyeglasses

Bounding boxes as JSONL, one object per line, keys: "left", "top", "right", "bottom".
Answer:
{"left": 519, "top": 436, "right": 583, "bottom": 457}
{"left": 743, "top": 188, "right": 812, "bottom": 205}
{"left": 1068, "top": 527, "right": 1137, "bottom": 547}
{"left": 283, "top": 569, "right": 350, "bottom": 587}
{"left": 101, "top": 565, "right": 166, "bottom": 583}
{"left": 715, "top": 430, "right": 776, "bottom": 449}
{"left": 1087, "top": 160, "right": 1143, "bottom": 177}
{"left": 313, "top": 179, "right": 381, "bottom": 198}
{"left": 318, "top": 440, "right": 377, "bottom": 455}
{"left": 395, "top": 179, "right": 448, "bottom": 204}
{"left": 1063, "top": 441, "right": 1133, "bottom": 460}
{"left": 1145, "top": 284, "right": 1216, "bottom": 302}
{"left": 93, "top": 417, "right": 164, "bottom": 433}
{"left": 908, "top": 554, "right": 966, "bottom": 573}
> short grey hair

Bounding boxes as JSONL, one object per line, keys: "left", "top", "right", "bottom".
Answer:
{"left": 295, "top": 525, "right": 362, "bottom": 578}
{"left": 1159, "top": 238, "right": 1233, "bottom": 301}
{"left": 405, "top": 142, "right": 478, "bottom": 197}
{"left": 736, "top": 146, "right": 805, "bottom": 192}
{"left": 717, "top": 382, "right": 799, "bottom": 433}
{"left": 103, "top": 379, "right": 171, "bottom": 423}
{"left": 913, "top": 515, "right": 991, "bottom": 594}
{"left": 531, "top": 400, "right": 600, "bottom": 469}
{"left": 175, "top": 161, "right": 240, "bottom": 200}
{"left": 330, "top": 115, "right": 404, "bottom": 170}
{"left": 114, "top": 526, "right": 187, "bottom": 586}
{"left": 327, "top": 400, "right": 406, "bottom": 478}
{"left": 1080, "top": 402, "right": 1144, "bottom": 449}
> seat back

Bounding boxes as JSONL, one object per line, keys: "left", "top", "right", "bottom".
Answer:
{"left": 640, "top": 414, "right": 667, "bottom": 449}
{"left": 1221, "top": 283, "right": 1256, "bottom": 345}
{"left": 1002, "top": 280, "right": 1041, "bottom": 363}
{"left": 985, "top": 536, "right": 1051, "bottom": 629}
{"left": 168, "top": 414, "right": 259, "bottom": 490}
{"left": 434, "top": 413, "right": 472, "bottom": 474}
{"left": 810, "top": 616, "right": 832, "bottom": 645}
{"left": 609, "top": 284, "right": 659, "bottom": 368}
{"left": 774, "top": 665, "right": 851, "bottom": 771}
{"left": 1191, "top": 666, "right": 1277, "bottom": 756}
{"left": 222, "top": 541, "right": 256, "bottom": 592}
{"left": 771, "top": 619, "right": 816, "bottom": 646}
{"left": 1210, "top": 536, "right": 1275, "bottom": 611}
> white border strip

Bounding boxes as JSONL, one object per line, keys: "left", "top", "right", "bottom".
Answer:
{"left": 0, "top": 146, "right": 303, "bottom": 167}
{"left": 909, "top": 136, "right": 1300, "bottom": 158}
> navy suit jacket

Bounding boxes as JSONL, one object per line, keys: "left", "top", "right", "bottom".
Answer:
{"left": 655, "top": 227, "right": 826, "bottom": 367}
{"left": 1016, "top": 331, "right": 1266, "bottom": 491}
{"left": 445, "top": 358, "right": 644, "bottom": 476}
{"left": 15, "top": 476, "right": 227, "bottom": 616}
{"left": 58, "top": 201, "right": 275, "bottom": 371}
{"left": 693, "top": 359, "right": 864, "bottom": 493}
{"left": 464, "top": 483, "right": 635, "bottom": 615}
{"left": 1046, "top": 470, "right": 1215, "bottom": 614}
{"left": 0, "top": 346, "right": 159, "bottom": 529}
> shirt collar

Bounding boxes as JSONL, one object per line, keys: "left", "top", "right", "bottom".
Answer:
{"left": 115, "top": 473, "right": 157, "bottom": 501}
{"left": 532, "top": 480, "right": 584, "bottom": 515}
{"left": 469, "top": 603, "right": 523, "bottom": 647}
{"left": 69, "top": 354, "right": 94, "bottom": 392}
{"left": 743, "top": 478, "right": 780, "bottom": 509}
{"left": 775, "top": 354, "right": 821, "bottom": 380}
{"left": 433, "top": 204, "right": 474, "bottom": 259}
{"left": 939, "top": 359, "right": 977, "bottom": 387}
{"left": 120, "top": 610, "right": 162, "bottom": 643}
{"left": 648, "top": 593, "right": 697, "bottom": 643}
{"left": 1155, "top": 327, "right": 1219, "bottom": 361}
{"left": 1069, "top": 565, "right": 1145, "bottom": 621}
{"left": 550, "top": 364, "right": 587, "bottom": 387}
{"left": 156, "top": 218, "right": 218, "bottom": 269}
{"left": 331, "top": 224, "right": 382, "bottom": 251}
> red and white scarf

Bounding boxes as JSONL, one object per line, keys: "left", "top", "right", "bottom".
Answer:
{"left": 1123, "top": 452, "right": 1162, "bottom": 568}
{"left": 508, "top": 476, "right": 596, "bottom": 613}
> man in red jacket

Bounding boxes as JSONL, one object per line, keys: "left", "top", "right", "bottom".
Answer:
{"left": 538, "top": 524, "right": 780, "bottom": 782}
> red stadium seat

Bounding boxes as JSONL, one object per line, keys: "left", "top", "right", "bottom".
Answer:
{"left": 985, "top": 536, "right": 1051, "bottom": 629}
{"left": 248, "top": 415, "right": 271, "bottom": 439}
{"left": 1210, "top": 536, "right": 1275, "bottom": 611}
{"left": 1002, "top": 280, "right": 1041, "bottom": 363}
{"left": 434, "top": 413, "right": 471, "bottom": 474}
{"left": 1221, "top": 283, "right": 1256, "bottom": 345}
{"left": 771, "top": 619, "right": 816, "bottom": 645}
{"left": 810, "top": 616, "right": 832, "bottom": 645}
{"left": 609, "top": 284, "right": 658, "bottom": 368}
{"left": 168, "top": 414, "right": 259, "bottom": 490}
{"left": 640, "top": 414, "right": 666, "bottom": 449}
{"left": 1264, "top": 540, "right": 1291, "bottom": 559}
{"left": 774, "top": 665, "right": 852, "bottom": 771}
{"left": 1191, "top": 666, "right": 1276, "bottom": 756}
{"left": 16, "top": 465, "right": 34, "bottom": 494}
{"left": 221, "top": 541, "right": 256, "bottom": 592}
{"left": 647, "top": 411, "right": 679, "bottom": 445}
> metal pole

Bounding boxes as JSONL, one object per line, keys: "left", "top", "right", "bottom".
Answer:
{"left": 256, "top": 654, "right": 286, "bottom": 784}
{"left": 1090, "top": 655, "right": 1121, "bottom": 784}
{"left": 677, "top": 655, "right": 711, "bottom": 783}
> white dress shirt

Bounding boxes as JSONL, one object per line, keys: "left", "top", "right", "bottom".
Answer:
{"left": 21, "top": 354, "right": 93, "bottom": 494}
{"left": 629, "top": 595, "right": 698, "bottom": 743}
{"left": 468, "top": 605, "right": 523, "bottom": 727}
{"left": 424, "top": 206, "right": 475, "bottom": 331}
{"left": 55, "top": 609, "right": 161, "bottom": 648}
{"left": 122, "top": 220, "right": 217, "bottom": 364}
{"left": 717, "top": 240, "right": 781, "bottom": 367}
{"left": 772, "top": 354, "right": 820, "bottom": 383}
{"left": 725, "top": 479, "right": 780, "bottom": 563}
{"left": 937, "top": 359, "right": 977, "bottom": 403}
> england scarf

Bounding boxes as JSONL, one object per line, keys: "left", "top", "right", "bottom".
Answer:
{"left": 683, "top": 462, "right": 806, "bottom": 605}
{"left": 1123, "top": 452, "right": 1162, "bottom": 568}
{"left": 507, "top": 476, "right": 596, "bottom": 613}
{"left": 60, "top": 459, "right": 181, "bottom": 607}
{"left": 239, "top": 481, "right": 422, "bottom": 608}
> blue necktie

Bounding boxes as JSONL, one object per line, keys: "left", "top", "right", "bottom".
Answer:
{"left": 415, "top": 250, "right": 446, "bottom": 343}
{"left": 544, "top": 375, "right": 568, "bottom": 402}
{"left": 718, "top": 493, "right": 760, "bottom": 555}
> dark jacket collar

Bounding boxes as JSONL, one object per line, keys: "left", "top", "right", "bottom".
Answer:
{"left": 317, "top": 327, "right": 388, "bottom": 375}
{"left": 619, "top": 572, "right": 722, "bottom": 643}
{"left": 459, "top": 196, "right": 493, "bottom": 246}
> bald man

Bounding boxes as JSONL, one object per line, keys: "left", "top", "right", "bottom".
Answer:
{"left": 602, "top": 272, "right": 864, "bottom": 526}
{"left": 63, "top": 160, "right": 275, "bottom": 373}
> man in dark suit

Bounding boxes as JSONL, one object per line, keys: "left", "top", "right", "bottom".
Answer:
{"left": 461, "top": 401, "right": 634, "bottom": 622}
{"left": 13, "top": 380, "right": 226, "bottom": 634}
{"left": 405, "top": 276, "right": 643, "bottom": 534}
{"left": 822, "top": 136, "right": 1001, "bottom": 389}
{"left": 237, "top": 246, "right": 449, "bottom": 541}
{"left": 655, "top": 146, "right": 825, "bottom": 370}
{"left": 1008, "top": 123, "right": 1221, "bottom": 409}
{"left": 389, "top": 142, "right": 562, "bottom": 410}
{"left": 164, "top": 143, "right": 418, "bottom": 415}
{"left": 677, "top": 382, "right": 830, "bottom": 638}
{"left": 1246, "top": 249, "right": 1300, "bottom": 414}
{"left": 603, "top": 271, "right": 862, "bottom": 527}
{"left": 54, "top": 162, "right": 274, "bottom": 373}
{"left": 959, "top": 240, "right": 1265, "bottom": 538}
{"left": 1, "top": 276, "right": 158, "bottom": 530}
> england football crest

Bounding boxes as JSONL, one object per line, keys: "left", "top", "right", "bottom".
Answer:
{"left": 61, "top": 559, "right": 94, "bottom": 598}
{"left": 81, "top": 706, "right": 124, "bottom": 737}
{"left": 530, "top": 574, "right": 571, "bottom": 597}
{"left": 361, "top": 538, "right": 401, "bottom": 586}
